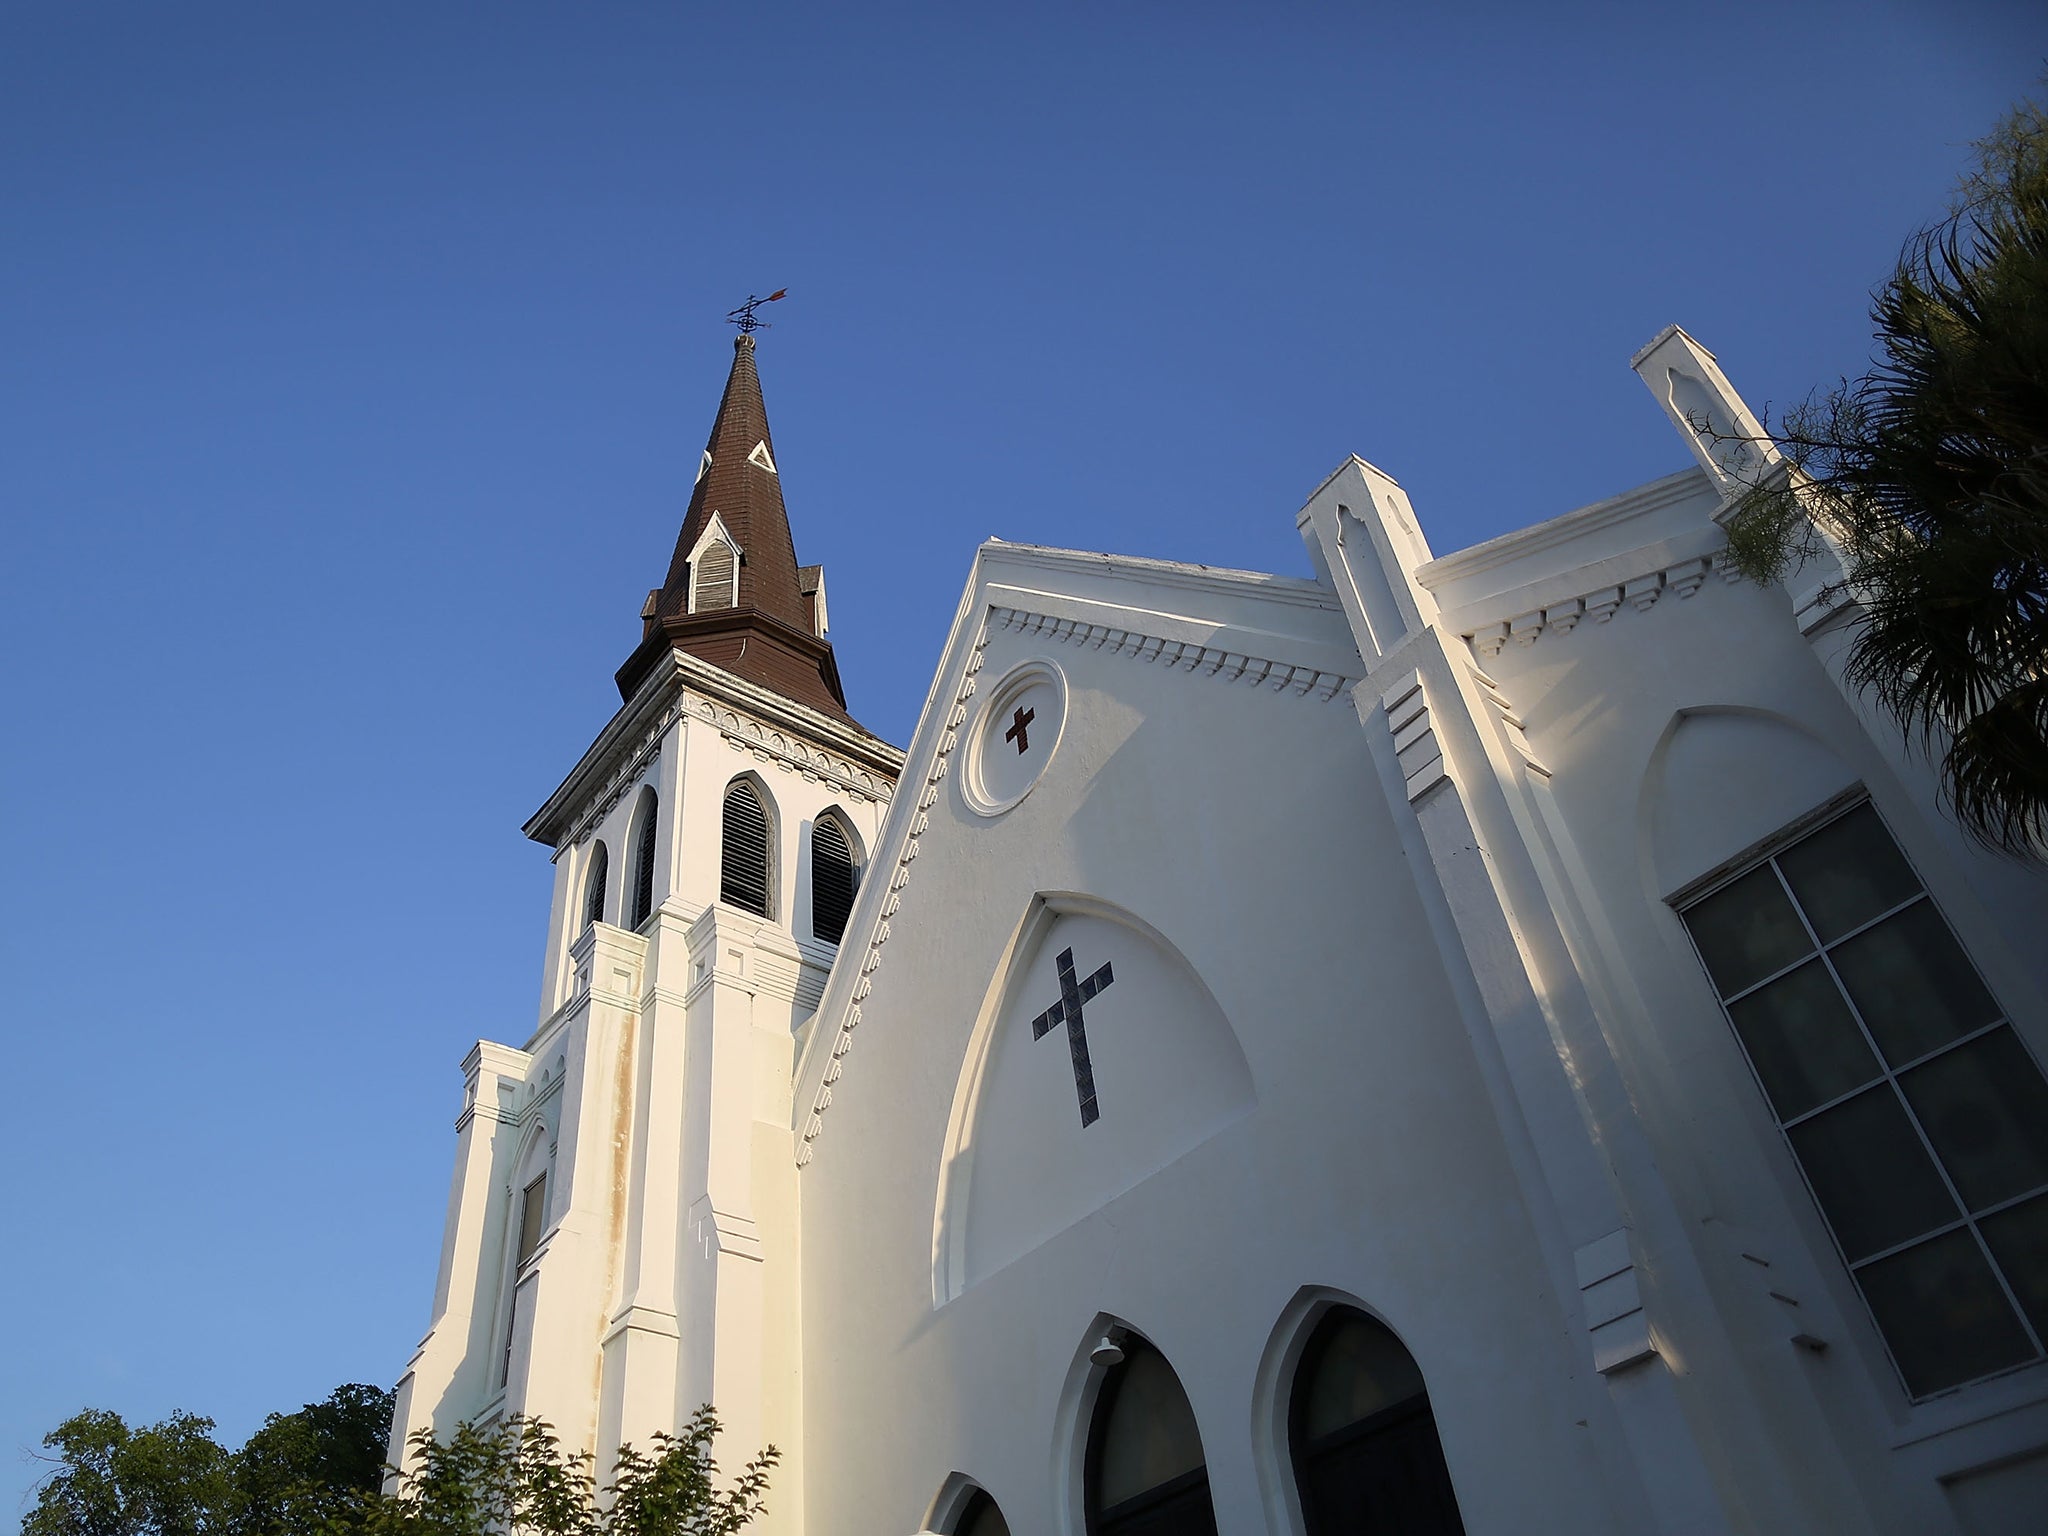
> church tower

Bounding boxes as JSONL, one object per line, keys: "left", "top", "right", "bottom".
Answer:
{"left": 388, "top": 333, "right": 904, "bottom": 1516}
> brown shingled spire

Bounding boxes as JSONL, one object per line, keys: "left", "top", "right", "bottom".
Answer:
{"left": 615, "top": 334, "right": 860, "bottom": 727}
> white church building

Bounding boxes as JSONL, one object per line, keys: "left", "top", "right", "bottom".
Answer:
{"left": 387, "top": 326, "right": 2048, "bottom": 1535}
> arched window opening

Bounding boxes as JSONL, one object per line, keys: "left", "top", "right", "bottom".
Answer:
{"left": 1675, "top": 798, "right": 2048, "bottom": 1397}
{"left": 1288, "top": 1309, "right": 1463, "bottom": 1535}
{"left": 952, "top": 1489, "right": 1010, "bottom": 1536}
{"left": 811, "top": 814, "right": 859, "bottom": 945}
{"left": 583, "top": 842, "right": 608, "bottom": 932}
{"left": 1085, "top": 1338, "right": 1216, "bottom": 1536}
{"left": 500, "top": 1170, "right": 548, "bottom": 1388}
{"left": 630, "top": 791, "right": 659, "bottom": 929}
{"left": 722, "top": 779, "right": 772, "bottom": 917}
{"left": 692, "top": 539, "right": 737, "bottom": 613}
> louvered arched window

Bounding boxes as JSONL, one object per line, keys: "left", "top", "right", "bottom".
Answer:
{"left": 721, "top": 779, "right": 772, "bottom": 917}
{"left": 692, "top": 539, "right": 737, "bottom": 613}
{"left": 811, "top": 814, "right": 859, "bottom": 945}
{"left": 629, "top": 790, "right": 660, "bottom": 929}
{"left": 583, "top": 842, "right": 609, "bottom": 932}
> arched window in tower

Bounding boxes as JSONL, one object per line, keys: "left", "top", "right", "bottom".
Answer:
{"left": 583, "top": 841, "right": 608, "bottom": 932}
{"left": 1085, "top": 1337, "right": 1216, "bottom": 1536}
{"left": 691, "top": 537, "right": 738, "bottom": 613}
{"left": 629, "top": 790, "right": 660, "bottom": 929}
{"left": 721, "top": 779, "right": 772, "bottom": 917}
{"left": 810, "top": 813, "right": 859, "bottom": 945}
{"left": 1288, "top": 1308, "right": 1464, "bottom": 1535}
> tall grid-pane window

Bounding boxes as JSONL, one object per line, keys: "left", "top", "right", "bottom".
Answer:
{"left": 1679, "top": 801, "right": 2048, "bottom": 1396}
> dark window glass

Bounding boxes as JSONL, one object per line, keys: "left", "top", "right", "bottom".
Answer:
{"left": 1684, "top": 865, "right": 1812, "bottom": 995}
{"left": 1679, "top": 799, "right": 2047, "bottom": 1397}
{"left": 811, "top": 816, "right": 858, "bottom": 945}
{"left": 517, "top": 1175, "right": 548, "bottom": 1267}
{"left": 1982, "top": 1194, "right": 2048, "bottom": 1341}
{"left": 584, "top": 842, "right": 608, "bottom": 931}
{"left": 631, "top": 795, "right": 659, "bottom": 928}
{"left": 1829, "top": 902, "right": 2002, "bottom": 1066}
{"left": 1726, "top": 959, "right": 1879, "bottom": 1119}
{"left": 1289, "top": 1309, "right": 1464, "bottom": 1536}
{"left": 1856, "top": 1230, "right": 2032, "bottom": 1397}
{"left": 1785, "top": 1087, "right": 1957, "bottom": 1260}
{"left": 721, "top": 781, "right": 772, "bottom": 918}
{"left": 1900, "top": 1028, "right": 2048, "bottom": 1209}
{"left": 503, "top": 1172, "right": 549, "bottom": 1389}
{"left": 1085, "top": 1340, "right": 1215, "bottom": 1536}
{"left": 1775, "top": 803, "right": 1920, "bottom": 941}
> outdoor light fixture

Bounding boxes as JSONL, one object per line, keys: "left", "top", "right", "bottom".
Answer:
{"left": 1089, "top": 1330, "right": 1125, "bottom": 1368}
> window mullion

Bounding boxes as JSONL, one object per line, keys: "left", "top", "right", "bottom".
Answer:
{"left": 1777, "top": 858, "right": 1990, "bottom": 1256}
{"left": 1771, "top": 858, "right": 2044, "bottom": 1366}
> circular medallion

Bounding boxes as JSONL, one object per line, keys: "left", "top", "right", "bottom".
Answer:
{"left": 964, "top": 660, "right": 1067, "bottom": 817}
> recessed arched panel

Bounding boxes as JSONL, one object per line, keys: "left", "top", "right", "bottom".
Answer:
{"left": 933, "top": 896, "right": 1254, "bottom": 1300}
{"left": 1643, "top": 708, "right": 1858, "bottom": 897}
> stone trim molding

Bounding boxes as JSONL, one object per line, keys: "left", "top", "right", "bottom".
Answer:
{"left": 529, "top": 649, "right": 904, "bottom": 851}
{"left": 987, "top": 606, "right": 1353, "bottom": 701}
{"left": 693, "top": 693, "right": 895, "bottom": 808}
{"left": 798, "top": 621, "right": 993, "bottom": 1167}
{"left": 1471, "top": 665, "right": 1550, "bottom": 780}
{"left": 1381, "top": 671, "right": 1450, "bottom": 805}
{"left": 1576, "top": 1229, "right": 1659, "bottom": 1374}
{"left": 559, "top": 683, "right": 895, "bottom": 852}
{"left": 1467, "top": 553, "right": 1735, "bottom": 659}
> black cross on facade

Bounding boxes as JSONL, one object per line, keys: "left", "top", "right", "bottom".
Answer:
{"left": 1031, "top": 946, "right": 1114, "bottom": 1127}
{"left": 1004, "top": 706, "right": 1036, "bottom": 754}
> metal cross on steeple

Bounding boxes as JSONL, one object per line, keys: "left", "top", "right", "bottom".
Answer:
{"left": 727, "top": 289, "right": 788, "bottom": 335}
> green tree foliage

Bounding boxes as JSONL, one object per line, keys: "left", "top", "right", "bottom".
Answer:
{"left": 235, "top": 1385, "right": 397, "bottom": 1535}
{"left": 23, "top": 1409, "right": 234, "bottom": 1536}
{"left": 23, "top": 1386, "right": 393, "bottom": 1536}
{"left": 360, "top": 1410, "right": 776, "bottom": 1536}
{"left": 1713, "top": 89, "right": 2048, "bottom": 854}
{"left": 22, "top": 1394, "right": 774, "bottom": 1536}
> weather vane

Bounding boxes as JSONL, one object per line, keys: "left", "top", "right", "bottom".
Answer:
{"left": 727, "top": 289, "right": 787, "bottom": 335}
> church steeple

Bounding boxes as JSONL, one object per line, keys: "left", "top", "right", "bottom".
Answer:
{"left": 615, "top": 333, "right": 857, "bottom": 726}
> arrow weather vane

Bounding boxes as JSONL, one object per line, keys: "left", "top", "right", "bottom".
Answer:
{"left": 727, "top": 289, "right": 788, "bottom": 335}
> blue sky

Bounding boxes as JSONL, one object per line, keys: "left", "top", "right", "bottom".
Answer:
{"left": 2, "top": 0, "right": 2041, "bottom": 1514}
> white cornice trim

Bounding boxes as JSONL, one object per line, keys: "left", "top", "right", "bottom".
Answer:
{"left": 794, "top": 617, "right": 989, "bottom": 1168}
{"left": 526, "top": 652, "right": 905, "bottom": 849}
{"left": 986, "top": 606, "right": 1353, "bottom": 701}
{"left": 1442, "top": 536, "right": 1739, "bottom": 656}
{"left": 1416, "top": 467, "right": 1712, "bottom": 591}
{"left": 980, "top": 540, "right": 1339, "bottom": 612}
